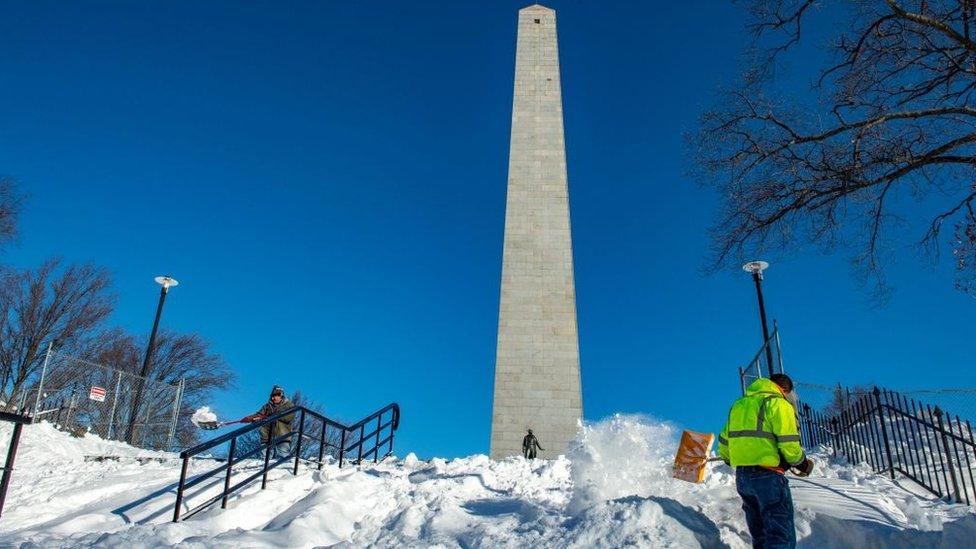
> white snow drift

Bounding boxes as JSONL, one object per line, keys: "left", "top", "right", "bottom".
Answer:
{"left": 0, "top": 415, "right": 974, "bottom": 547}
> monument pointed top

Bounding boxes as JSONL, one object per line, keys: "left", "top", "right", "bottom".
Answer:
{"left": 520, "top": 4, "right": 555, "bottom": 13}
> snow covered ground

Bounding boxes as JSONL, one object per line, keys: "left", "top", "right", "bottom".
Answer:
{"left": 1, "top": 416, "right": 974, "bottom": 547}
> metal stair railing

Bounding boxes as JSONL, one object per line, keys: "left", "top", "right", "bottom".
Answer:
{"left": 173, "top": 402, "right": 399, "bottom": 521}
{"left": 0, "top": 410, "right": 33, "bottom": 519}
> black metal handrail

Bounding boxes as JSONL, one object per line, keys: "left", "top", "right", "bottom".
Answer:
{"left": 173, "top": 402, "right": 399, "bottom": 521}
{"left": 799, "top": 387, "right": 976, "bottom": 505}
{"left": 0, "top": 410, "right": 33, "bottom": 519}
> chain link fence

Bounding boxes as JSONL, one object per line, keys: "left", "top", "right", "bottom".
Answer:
{"left": 17, "top": 347, "right": 184, "bottom": 450}
{"left": 897, "top": 389, "right": 976, "bottom": 424}
{"left": 731, "top": 326, "right": 976, "bottom": 425}
{"left": 795, "top": 381, "right": 976, "bottom": 424}
{"left": 738, "top": 325, "right": 785, "bottom": 394}
{"left": 792, "top": 382, "right": 849, "bottom": 415}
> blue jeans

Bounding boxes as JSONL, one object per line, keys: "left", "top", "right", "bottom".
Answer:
{"left": 273, "top": 439, "right": 293, "bottom": 459}
{"left": 736, "top": 466, "right": 796, "bottom": 549}
{"left": 274, "top": 440, "right": 291, "bottom": 458}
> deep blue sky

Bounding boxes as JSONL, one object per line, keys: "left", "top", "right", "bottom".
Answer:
{"left": 1, "top": 1, "right": 972, "bottom": 458}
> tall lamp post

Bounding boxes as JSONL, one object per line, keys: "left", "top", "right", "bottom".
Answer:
{"left": 125, "top": 276, "right": 179, "bottom": 444}
{"left": 742, "top": 261, "right": 775, "bottom": 377}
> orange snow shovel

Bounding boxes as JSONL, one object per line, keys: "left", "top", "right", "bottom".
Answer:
{"left": 672, "top": 429, "right": 722, "bottom": 483}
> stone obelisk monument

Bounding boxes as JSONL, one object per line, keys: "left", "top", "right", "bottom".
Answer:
{"left": 490, "top": 4, "right": 582, "bottom": 459}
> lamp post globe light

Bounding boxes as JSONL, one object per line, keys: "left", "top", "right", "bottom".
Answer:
{"left": 155, "top": 276, "right": 179, "bottom": 290}
{"left": 125, "top": 275, "right": 178, "bottom": 444}
{"left": 142, "top": 276, "right": 178, "bottom": 378}
{"left": 742, "top": 261, "right": 775, "bottom": 377}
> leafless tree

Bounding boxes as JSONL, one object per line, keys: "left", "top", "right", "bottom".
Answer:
{"left": 289, "top": 389, "right": 350, "bottom": 462}
{"left": 84, "top": 328, "right": 235, "bottom": 447}
{"left": 824, "top": 384, "right": 872, "bottom": 416}
{"left": 144, "top": 331, "right": 235, "bottom": 447}
{"left": 694, "top": 0, "right": 976, "bottom": 298}
{"left": 0, "top": 259, "right": 114, "bottom": 410}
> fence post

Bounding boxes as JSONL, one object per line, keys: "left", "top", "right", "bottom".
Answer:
{"left": 872, "top": 387, "right": 895, "bottom": 480}
{"left": 0, "top": 423, "right": 24, "bottom": 518}
{"left": 173, "top": 456, "right": 189, "bottom": 522}
{"left": 293, "top": 409, "right": 306, "bottom": 476}
{"left": 830, "top": 417, "right": 840, "bottom": 457}
{"left": 373, "top": 415, "right": 382, "bottom": 463}
{"left": 338, "top": 430, "right": 347, "bottom": 468}
{"left": 317, "top": 420, "right": 326, "bottom": 471}
{"left": 934, "top": 407, "right": 962, "bottom": 503}
{"left": 166, "top": 377, "right": 185, "bottom": 450}
{"left": 106, "top": 371, "right": 123, "bottom": 440}
{"left": 738, "top": 367, "right": 746, "bottom": 395}
{"left": 357, "top": 424, "right": 365, "bottom": 464}
{"left": 221, "top": 437, "right": 237, "bottom": 509}
{"left": 32, "top": 342, "right": 54, "bottom": 416}
{"left": 773, "top": 320, "right": 784, "bottom": 374}
{"left": 964, "top": 420, "right": 976, "bottom": 505}
{"left": 801, "top": 403, "right": 811, "bottom": 446}
{"left": 261, "top": 433, "right": 274, "bottom": 490}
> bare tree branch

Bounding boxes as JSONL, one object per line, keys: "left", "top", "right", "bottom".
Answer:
{"left": 695, "top": 0, "right": 976, "bottom": 298}
{"left": 83, "top": 329, "right": 235, "bottom": 446}
{"left": 0, "top": 259, "right": 114, "bottom": 409}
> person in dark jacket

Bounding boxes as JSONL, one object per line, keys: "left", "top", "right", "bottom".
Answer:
{"left": 243, "top": 385, "right": 296, "bottom": 458}
{"left": 522, "top": 429, "right": 544, "bottom": 459}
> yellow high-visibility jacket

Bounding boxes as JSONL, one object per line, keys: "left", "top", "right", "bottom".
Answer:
{"left": 718, "top": 378, "right": 805, "bottom": 468}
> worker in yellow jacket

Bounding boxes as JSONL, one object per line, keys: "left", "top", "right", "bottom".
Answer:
{"left": 719, "top": 374, "right": 813, "bottom": 548}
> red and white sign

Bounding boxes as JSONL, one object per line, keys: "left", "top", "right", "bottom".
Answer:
{"left": 89, "top": 386, "right": 107, "bottom": 402}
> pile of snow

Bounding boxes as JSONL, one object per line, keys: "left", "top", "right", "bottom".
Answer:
{"left": 190, "top": 407, "right": 218, "bottom": 426}
{"left": 0, "top": 416, "right": 974, "bottom": 547}
{"left": 568, "top": 414, "right": 682, "bottom": 513}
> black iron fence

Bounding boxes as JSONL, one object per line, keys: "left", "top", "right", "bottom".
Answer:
{"left": 173, "top": 402, "right": 399, "bottom": 521}
{"left": 799, "top": 387, "right": 976, "bottom": 505}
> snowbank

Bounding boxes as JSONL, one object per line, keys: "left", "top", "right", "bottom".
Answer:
{"left": 567, "top": 413, "right": 681, "bottom": 512}
{"left": 0, "top": 416, "right": 973, "bottom": 547}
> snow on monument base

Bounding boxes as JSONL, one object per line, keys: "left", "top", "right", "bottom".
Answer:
{"left": 2, "top": 418, "right": 975, "bottom": 547}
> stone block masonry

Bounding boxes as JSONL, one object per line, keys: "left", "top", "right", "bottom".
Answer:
{"left": 490, "top": 4, "right": 583, "bottom": 459}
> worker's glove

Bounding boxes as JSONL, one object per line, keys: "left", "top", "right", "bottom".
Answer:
{"left": 793, "top": 458, "right": 814, "bottom": 477}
